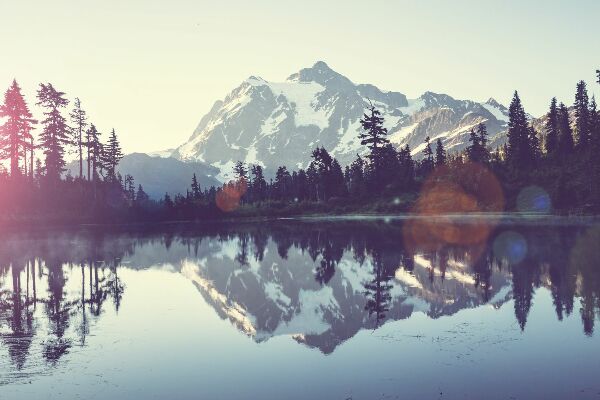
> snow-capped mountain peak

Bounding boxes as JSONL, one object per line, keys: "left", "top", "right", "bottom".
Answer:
{"left": 172, "top": 62, "right": 509, "bottom": 180}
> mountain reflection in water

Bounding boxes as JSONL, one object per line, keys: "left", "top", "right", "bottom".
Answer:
{"left": 1, "top": 219, "right": 600, "bottom": 395}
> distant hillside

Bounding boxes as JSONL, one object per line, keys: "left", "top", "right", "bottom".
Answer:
{"left": 66, "top": 153, "right": 221, "bottom": 199}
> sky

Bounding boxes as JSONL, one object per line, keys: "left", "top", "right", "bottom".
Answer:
{"left": 1, "top": 0, "right": 599, "bottom": 154}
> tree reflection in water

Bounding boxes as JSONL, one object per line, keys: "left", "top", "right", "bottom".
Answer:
{"left": 0, "top": 220, "right": 599, "bottom": 372}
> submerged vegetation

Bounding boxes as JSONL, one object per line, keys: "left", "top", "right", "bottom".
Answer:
{"left": 1, "top": 71, "right": 600, "bottom": 225}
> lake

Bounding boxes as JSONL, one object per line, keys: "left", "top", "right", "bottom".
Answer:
{"left": 1, "top": 218, "right": 600, "bottom": 399}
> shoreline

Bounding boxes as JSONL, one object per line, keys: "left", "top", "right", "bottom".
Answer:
{"left": 1, "top": 211, "right": 599, "bottom": 233}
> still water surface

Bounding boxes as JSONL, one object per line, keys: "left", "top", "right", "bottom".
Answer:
{"left": 1, "top": 219, "right": 600, "bottom": 399}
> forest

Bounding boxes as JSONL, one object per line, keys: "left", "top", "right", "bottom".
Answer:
{"left": 1, "top": 70, "right": 599, "bottom": 225}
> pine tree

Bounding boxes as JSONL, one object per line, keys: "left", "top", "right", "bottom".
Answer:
{"left": 465, "top": 124, "right": 491, "bottom": 164}
{"left": 36, "top": 83, "right": 69, "bottom": 180}
{"left": 397, "top": 145, "right": 415, "bottom": 189}
{"left": 274, "top": 166, "right": 291, "bottom": 200}
{"left": 478, "top": 123, "right": 490, "bottom": 163}
{"left": 359, "top": 102, "right": 389, "bottom": 154}
{"left": 124, "top": 174, "right": 135, "bottom": 203}
{"left": 136, "top": 184, "right": 149, "bottom": 205}
{"left": 87, "top": 124, "right": 102, "bottom": 181}
{"left": 329, "top": 158, "right": 346, "bottom": 198}
{"left": 557, "top": 102, "right": 574, "bottom": 155}
{"left": 574, "top": 80, "right": 590, "bottom": 148}
{"left": 306, "top": 162, "right": 319, "bottom": 201}
{"left": 466, "top": 128, "right": 480, "bottom": 162}
{"left": 435, "top": 139, "right": 446, "bottom": 166}
{"left": 163, "top": 193, "right": 173, "bottom": 209}
{"left": 545, "top": 97, "right": 559, "bottom": 155}
{"left": 249, "top": 164, "right": 267, "bottom": 202}
{"left": 348, "top": 155, "right": 366, "bottom": 196}
{"left": 34, "top": 158, "right": 44, "bottom": 183}
{"left": 421, "top": 136, "right": 434, "bottom": 175}
{"left": 191, "top": 173, "right": 201, "bottom": 199}
{"left": 359, "top": 102, "right": 389, "bottom": 185}
{"left": 589, "top": 96, "right": 599, "bottom": 150}
{"left": 506, "top": 91, "right": 531, "bottom": 168}
{"left": 69, "top": 98, "right": 88, "bottom": 179}
{"left": 377, "top": 144, "right": 400, "bottom": 189}
{"left": 233, "top": 161, "right": 248, "bottom": 182}
{"left": 0, "top": 80, "right": 36, "bottom": 177}
{"left": 292, "top": 168, "right": 309, "bottom": 201}
{"left": 103, "top": 128, "right": 123, "bottom": 181}
{"left": 528, "top": 124, "right": 541, "bottom": 163}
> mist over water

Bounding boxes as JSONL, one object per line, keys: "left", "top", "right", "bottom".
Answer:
{"left": 1, "top": 219, "right": 600, "bottom": 399}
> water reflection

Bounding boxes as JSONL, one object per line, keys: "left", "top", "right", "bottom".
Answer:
{"left": 1, "top": 220, "right": 599, "bottom": 375}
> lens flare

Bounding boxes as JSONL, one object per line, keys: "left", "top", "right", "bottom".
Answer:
{"left": 403, "top": 162, "right": 505, "bottom": 255}
{"left": 516, "top": 185, "right": 551, "bottom": 214}
{"left": 216, "top": 179, "right": 248, "bottom": 212}
{"left": 493, "top": 231, "right": 527, "bottom": 265}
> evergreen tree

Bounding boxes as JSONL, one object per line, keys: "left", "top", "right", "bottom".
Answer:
{"left": 377, "top": 144, "right": 400, "bottom": 189}
{"left": 589, "top": 92, "right": 600, "bottom": 206}
{"left": 348, "top": 155, "right": 366, "bottom": 196}
{"left": 233, "top": 161, "right": 248, "bottom": 182}
{"left": 469, "top": 123, "right": 491, "bottom": 164}
{"left": 249, "top": 164, "right": 267, "bottom": 202}
{"left": 306, "top": 162, "right": 319, "bottom": 201}
{"left": 557, "top": 102, "right": 574, "bottom": 155}
{"left": 359, "top": 102, "right": 389, "bottom": 186}
{"left": 36, "top": 83, "right": 69, "bottom": 180}
{"left": 273, "top": 166, "right": 291, "bottom": 200}
{"left": 528, "top": 124, "right": 541, "bottom": 163}
{"left": 163, "top": 193, "right": 173, "bottom": 209}
{"left": 102, "top": 128, "right": 123, "bottom": 181}
{"left": 397, "top": 145, "right": 415, "bottom": 189}
{"left": 329, "top": 158, "right": 347, "bottom": 198}
{"left": 136, "top": 184, "right": 149, "bottom": 204}
{"left": 545, "top": 97, "right": 559, "bottom": 155}
{"left": 466, "top": 128, "right": 480, "bottom": 162}
{"left": 574, "top": 80, "right": 590, "bottom": 148}
{"left": 506, "top": 91, "right": 531, "bottom": 169}
{"left": 69, "top": 98, "right": 88, "bottom": 179}
{"left": 309, "top": 147, "right": 332, "bottom": 200}
{"left": 359, "top": 101, "right": 389, "bottom": 154}
{"left": 435, "top": 138, "right": 446, "bottom": 166}
{"left": 589, "top": 96, "right": 599, "bottom": 150}
{"left": 421, "top": 136, "right": 434, "bottom": 175}
{"left": 0, "top": 80, "right": 36, "bottom": 177}
{"left": 86, "top": 124, "right": 102, "bottom": 181}
{"left": 292, "top": 168, "right": 309, "bottom": 201}
{"left": 190, "top": 173, "right": 201, "bottom": 199}
{"left": 124, "top": 174, "right": 135, "bottom": 203}
{"left": 478, "top": 122, "right": 489, "bottom": 150}
{"left": 34, "top": 158, "right": 44, "bottom": 183}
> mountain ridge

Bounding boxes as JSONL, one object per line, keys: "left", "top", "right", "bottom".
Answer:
{"left": 172, "top": 61, "right": 511, "bottom": 180}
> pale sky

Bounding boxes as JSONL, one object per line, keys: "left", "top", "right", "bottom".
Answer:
{"left": 1, "top": 0, "right": 599, "bottom": 154}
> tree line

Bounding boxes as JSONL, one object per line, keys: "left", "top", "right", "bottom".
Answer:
{"left": 0, "top": 80, "right": 151, "bottom": 222}
{"left": 172, "top": 69, "right": 600, "bottom": 218}
{"left": 1, "top": 69, "right": 600, "bottom": 223}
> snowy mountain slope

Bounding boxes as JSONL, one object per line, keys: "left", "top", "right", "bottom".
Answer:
{"left": 173, "top": 61, "right": 510, "bottom": 179}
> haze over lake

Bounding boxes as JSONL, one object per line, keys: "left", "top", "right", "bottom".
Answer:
{"left": 1, "top": 219, "right": 599, "bottom": 400}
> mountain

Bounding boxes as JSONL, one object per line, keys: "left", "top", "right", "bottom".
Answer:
{"left": 65, "top": 153, "right": 220, "bottom": 199}
{"left": 173, "top": 61, "right": 510, "bottom": 179}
